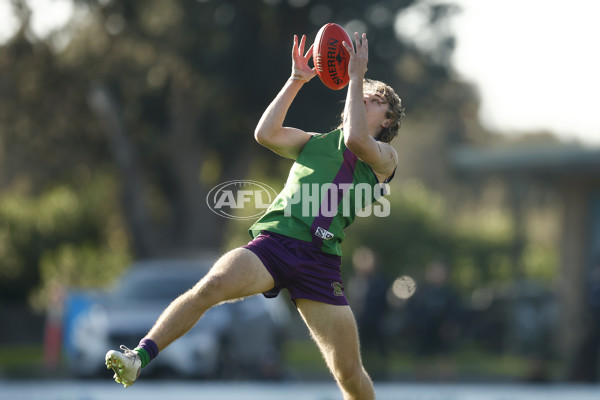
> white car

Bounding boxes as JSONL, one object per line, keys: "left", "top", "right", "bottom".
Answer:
{"left": 63, "top": 258, "right": 290, "bottom": 379}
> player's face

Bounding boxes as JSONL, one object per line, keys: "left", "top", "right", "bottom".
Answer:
{"left": 363, "top": 92, "right": 391, "bottom": 136}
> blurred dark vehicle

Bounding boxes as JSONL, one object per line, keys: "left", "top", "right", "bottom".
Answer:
{"left": 62, "top": 258, "right": 290, "bottom": 380}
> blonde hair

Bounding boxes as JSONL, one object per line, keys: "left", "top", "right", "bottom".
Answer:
{"left": 339, "top": 79, "right": 405, "bottom": 143}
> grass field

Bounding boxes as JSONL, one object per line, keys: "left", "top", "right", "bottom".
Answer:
{"left": 283, "top": 339, "right": 565, "bottom": 382}
{"left": 0, "top": 340, "right": 563, "bottom": 382}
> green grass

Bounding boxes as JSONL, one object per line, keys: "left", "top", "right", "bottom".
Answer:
{"left": 0, "top": 344, "right": 46, "bottom": 378}
{"left": 0, "top": 345, "right": 43, "bottom": 367}
{"left": 1, "top": 342, "right": 563, "bottom": 381}
{"left": 283, "top": 339, "right": 330, "bottom": 377}
{"left": 283, "top": 339, "right": 563, "bottom": 381}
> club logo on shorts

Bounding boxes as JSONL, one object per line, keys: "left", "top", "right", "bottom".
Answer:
{"left": 331, "top": 282, "right": 344, "bottom": 297}
{"left": 315, "top": 227, "right": 334, "bottom": 240}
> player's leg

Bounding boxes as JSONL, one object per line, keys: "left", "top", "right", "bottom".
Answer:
{"left": 295, "top": 298, "right": 375, "bottom": 400}
{"left": 106, "top": 247, "right": 274, "bottom": 386}
{"left": 146, "top": 247, "right": 275, "bottom": 349}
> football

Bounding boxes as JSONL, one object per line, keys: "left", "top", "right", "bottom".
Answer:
{"left": 313, "top": 23, "right": 352, "bottom": 90}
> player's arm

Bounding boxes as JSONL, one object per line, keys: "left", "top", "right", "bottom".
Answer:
{"left": 254, "top": 79, "right": 313, "bottom": 160}
{"left": 341, "top": 33, "right": 397, "bottom": 177}
{"left": 344, "top": 79, "right": 398, "bottom": 177}
{"left": 254, "top": 35, "right": 318, "bottom": 160}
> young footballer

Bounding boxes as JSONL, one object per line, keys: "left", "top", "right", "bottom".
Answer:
{"left": 106, "top": 32, "right": 404, "bottom": 400}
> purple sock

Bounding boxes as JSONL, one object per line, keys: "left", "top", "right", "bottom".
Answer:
{"left": 137, "top": 338, "right": 159, "bottom": 361}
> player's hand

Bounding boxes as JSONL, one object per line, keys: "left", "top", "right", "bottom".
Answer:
{"left": 342, "top": 32, "right": 368, "bottom": 81}
{"left": 291, "top": 34, "right": 317, "bottom": 82}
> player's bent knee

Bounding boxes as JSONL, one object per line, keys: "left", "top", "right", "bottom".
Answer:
{"left": 333, "top": 360, "right": 365, "bottom": 385}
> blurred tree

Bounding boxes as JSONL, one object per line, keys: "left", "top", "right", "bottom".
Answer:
{"left": 1, "top": 0, "right": 483, "bottom": 305}
{"left": 1, "top": 0, "right": 469, "bottom": 258}
{"left": 0, "top": 4, "right": 566, "bottom": 369}
{"left": 0, "top": 172, "right": 132, "bottom": 304}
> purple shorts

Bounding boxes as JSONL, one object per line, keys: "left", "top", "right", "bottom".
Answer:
{"left": 243, "top": 231, "right": 348, "bottom": 306}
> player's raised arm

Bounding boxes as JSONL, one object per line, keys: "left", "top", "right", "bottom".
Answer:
{"left": 254, "top": 34, "right": 317, "bottom": 160}
{"left": 341, "top": 33, "right": 398, "bottom": 178}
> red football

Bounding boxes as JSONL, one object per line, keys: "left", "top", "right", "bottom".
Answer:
{"left": 313, "top": 23, "right": 352, "bottom": 90}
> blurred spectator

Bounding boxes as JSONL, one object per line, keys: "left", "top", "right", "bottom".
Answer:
{"left": 523, "top": 356, "right": 551, "bottom": 383}
{"left": 569, "top": 263, "right": 600, "bottom": 382}
{"left": 347, "top": 246, "right": 390, "bottom": 379}
{"left": 43, "top": 280, "right": 65, "bottom": 370}
{"left": 405, "top": 260, "right": 464, "bottom": 380}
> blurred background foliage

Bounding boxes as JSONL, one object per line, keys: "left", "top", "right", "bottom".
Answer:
{"left": 0, "top": 0, "right": 570, "bottom": 380}
{"left": 0, "top": 0, "right": 559, "bottom": 307}
{"left": 1, "top": 0, "right": 476, "bottom": 302}
{"left": 0, "top": 171, "right": 132, "bottom": 306}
